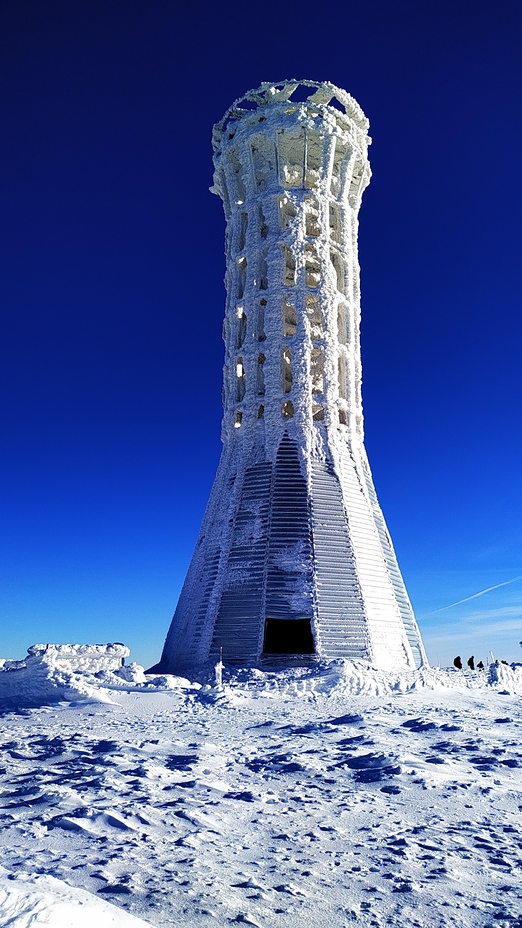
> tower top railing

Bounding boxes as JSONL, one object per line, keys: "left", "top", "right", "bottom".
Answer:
{"left": 212, "top": 80, "right": 370, "bottom": 154}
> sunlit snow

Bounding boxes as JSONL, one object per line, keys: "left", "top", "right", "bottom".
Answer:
{"left": 1, "top": 650, "right": 521, "bottom": 927}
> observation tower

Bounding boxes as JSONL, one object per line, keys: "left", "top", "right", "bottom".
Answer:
{"left": 156, "top": 80, "right": 427, "bottom": 673}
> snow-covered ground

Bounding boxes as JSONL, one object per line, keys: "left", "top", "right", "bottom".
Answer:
{"left": 1, "top": 657, "right": 522, "bottom": 927}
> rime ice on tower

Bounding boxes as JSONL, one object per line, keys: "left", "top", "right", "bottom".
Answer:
{"left": 158, "top": 80, "right": 427, "bottom": 673}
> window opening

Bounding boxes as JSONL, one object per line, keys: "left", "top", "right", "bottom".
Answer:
{"left": 238, "top": 212, "right": 248, "bottom": 251}
{"left": 237, "top": 256, "right": 247, "bottom": 299}
{"left": 339, "top": 408, "right": 348, "bottom": 425}
{"left": 305, "top": 198, "right": 321, "bottom": 237}
{"left": 288, "top": 84, "right": 313, "bottom": 104}
{"left": 277, "top": 129, "right": 305, "bottom": 188}
{"left": 250, "top": 135, "right": 275, "bottom": 192}
{"left": 279, "top": 195, "right": 297, "bottom": 231}
{"left": 257, "top": 404, "right": 264, "bottom": 418}
{"left": 330, "top": 139, "right": 348, "bottom": 198}
{"left": 258, "top": 204, "right": 269, "bottom": 239}
{"left": 337, "top": 303, "right": 346, "bottom": 344}
{"left": 282, "top": 246, "right": 296, "bottom": 287}
{"left": 282, "top": 347, "right": 293, "bottom": 393}
{"left": 263, "top": 617, "right": 315, "bottom": 655}
{"left": 283, "top": 296, "right": 297, "bottom": 336}
{"left": 329, "top": 202, "right": 341, "bottom": 243}
{"left": 229, "top": 148, "right": 246, "bottom": 203}
{"left": 338, "top": 354, "right": 347, "bottom": 400}
{"left": 305, "top": 245, "right": 320, "bottom": 288}
{"left": 256, "top": 303, "right": 266, "bottom": 342}
{"left": 330, "top": 250, "right": 344, "bottom": 293}
{"left": 234, "top": 411, "right": 243, "bottom": 428}
{"left": 306, "top": 295, "right": 324, "bottom": 340}
{"left": 311, "top": 347, "right": 324, "bottom": 394}
{"left": 236, "top": 357, "right": 246, "bottom": 402}
{"left": 305, "top": 130, "right": 323, "bottom": 189}
{"left": 259, "top": 249, "right": 268, "bottom": 290}
{"left": 256, "top": 353, "right": 265, "bottom": 395}
{"left": 236, "top": 306, "right": 247, "bottom": 348}
{"left": 281, "top": 400, "right": 294, "bottom": 418}
{"left": 312, "top": 403, "right": 324, "bottom": 422}
{"left": 349, "top": 160, "right": 364, "bottom": 203}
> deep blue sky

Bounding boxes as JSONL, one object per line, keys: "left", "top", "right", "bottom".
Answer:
{"left": 1, "top": 0, "right": 521, "bottom": 669}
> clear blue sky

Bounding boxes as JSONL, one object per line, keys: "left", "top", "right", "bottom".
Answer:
{"left": 1, "top": 0, "right": 521, "bottom": 669}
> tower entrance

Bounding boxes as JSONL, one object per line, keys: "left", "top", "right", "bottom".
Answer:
{"left": 263, "top": 618, "right": 315, "bottom": 654}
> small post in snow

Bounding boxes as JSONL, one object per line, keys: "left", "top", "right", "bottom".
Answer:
{"left": 215, "top": 646, "right": 224, "bottom": 688}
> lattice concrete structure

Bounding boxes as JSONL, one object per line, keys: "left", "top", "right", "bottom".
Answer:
{"left": 157, "top": 80, "right": 427, "bottom": 673}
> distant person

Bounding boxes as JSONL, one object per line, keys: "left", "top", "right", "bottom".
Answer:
{"left": 453, "top": 656, "right": 462, "bottom": 669}
{"left": 477, "top": 661, "right": 484, "bottom": 671}
{"left": 467, "top": 656, "right": 475, "bottom": 670}
{"left": 501, "top": 660, "right": 509, "bottom": 665}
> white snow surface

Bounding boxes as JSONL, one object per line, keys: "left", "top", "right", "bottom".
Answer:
{"left": 0, "top": 866, "right": 153, "bottom": 927}
{"left": 1, "top": 658, "right": 522, "bottom": 927}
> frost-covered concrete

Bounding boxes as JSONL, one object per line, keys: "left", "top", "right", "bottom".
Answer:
{"left": 159, "top": 80, "right": 427, "bottom": 673}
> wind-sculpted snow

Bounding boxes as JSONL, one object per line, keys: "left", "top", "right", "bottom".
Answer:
{"left": 0, "top": 663, "right": 521, "bottom": 927}
{"left": 0, "top": 865, "right": 153, "bottom": 926}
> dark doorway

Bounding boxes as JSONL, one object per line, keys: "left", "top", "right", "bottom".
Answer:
{"left": 263, "top": 618, "right": 315, "bottom": 654}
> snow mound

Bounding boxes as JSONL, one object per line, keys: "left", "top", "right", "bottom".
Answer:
{"left": 0, "top": 866, "right": 152, "bottom": 927}
{"left": 2, "top": 645, "right": 522, "bottom": 709}
{"left": 219, "top": 659, "right": 522, "bottom": 698}
{"left": 0, "top": 644, "right": 198, "bottom": 709}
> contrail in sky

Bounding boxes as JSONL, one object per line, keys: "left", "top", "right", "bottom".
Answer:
{"left": 421, "top": 575, "right": 522, "bottom": 617}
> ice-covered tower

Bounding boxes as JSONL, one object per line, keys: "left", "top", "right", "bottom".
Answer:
{"left": 156, "top": 80, "right": 427, "bottom": 673}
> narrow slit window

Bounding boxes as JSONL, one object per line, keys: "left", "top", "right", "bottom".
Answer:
{"left": 281, "top": 400, "right": 294, "bottom": 418}
{"left": 349, "top": 159, "right": 364, "bottom": 203}
{"left": 259, "top": 249, "right": 268, "bottom": 290}
{"left": 282, "top": 246, "right": 296, "bottom": 287}
{"left": 330, "top": 250, "right": 344, "bottom": 293}
{"left": 236, "top": 306, "right": 247, "bottom": 348}
{"left": 305, "top": 245, "right": 320, "bottom": 288}
{"left": 256, "top": 353, "right": 265, "bottom": 395}
{"left": 258, "top": 203, "right": 269, "bottom": 239}
{"left": 339, "top": 408, "right": 348, "bottom": 425}
{"left": 311, "top": 347, "right": 324, "bottom": 394}
{"left": 250, "top": 135, "right": 275, "bottom": 192}
{"left": 282, "top": 347, "right": 293, "bottom": 394}
{"left": 238, "top": 212, "right": 248, "bottom": 251}
{"left": 312, "top": 403, "right": 324, "bottom": 422}
{"left": 306, "top": 295, "right": 324, "bottom": 340}
{"left": 234, "top": 410, "right": 243, "bottom": 428}
{"left": 330, "top": 139, "right": 348, "bottom": 198}
{"left": 277, "top": 129, "right": 305, "bottom": 188}
{"left": 256, "top": 303, "right": 266, "bottom": 342}
{"left": 236, "top": 357, "right": 246, "bottom": 402}
{"left": 338, "top": 354, "right": 347, "bottom": 400}
{"left": 237, "top": 256, "right": 247, "bottom": 299}
{"left": 283, "top": 296, "right": 297, "bottom": 336}
{"left": 257, "top": 404, "right": 264, "bottom": 418}
{"left": 279, "top": 195, "right": 297, "bottom": 231}
{"left": 336, "top": 303, "right": 346, "bottom": 344}
{"left": 329, "top": 202, "right": 341, "bottom": 243}
{"left": 305, "top": 198, "right": 321, "bottom": 237}
{"left": 229, "top": 148, "right": 246, "bottom": 203}
{"left": 305, "top": 130, "right": 323, "bottom": 189}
